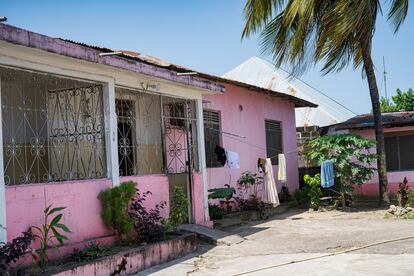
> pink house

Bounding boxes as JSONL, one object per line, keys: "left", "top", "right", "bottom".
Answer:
{"left": 0, "top": 24, "right": 225, "bottom": 249}
{"left": 326, "top": 111, "right": 414, "bottom": 197}
{"left": 0, "top": 23, "right": 316, "bottom": 255}
{"left": 202, "top": 80, "right": 316, "bottom": 198}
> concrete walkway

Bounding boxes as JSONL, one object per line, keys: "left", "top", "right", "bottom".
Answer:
{"left": 136, "top": 208, "right": 414, "bottom": 276}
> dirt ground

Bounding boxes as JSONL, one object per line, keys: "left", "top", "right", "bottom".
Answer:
{"left": 137, "top": 207, "right": 414, "bottom": 275}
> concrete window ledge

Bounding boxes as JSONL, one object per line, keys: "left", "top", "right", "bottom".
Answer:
{"left": 49, "top": 233, "right": 197, "bottom": 276}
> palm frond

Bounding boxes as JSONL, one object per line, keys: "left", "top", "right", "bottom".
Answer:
{"left": 388, "top": 0, "right": 409, "bottom": 32}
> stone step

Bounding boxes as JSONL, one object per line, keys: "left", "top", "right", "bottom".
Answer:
{"left": 178, "top": 224, "right": 245, "bottom": 246}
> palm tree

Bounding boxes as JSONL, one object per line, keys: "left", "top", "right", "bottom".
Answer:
{"left": 242, "top": 0, "right": 409, "bottom": 206}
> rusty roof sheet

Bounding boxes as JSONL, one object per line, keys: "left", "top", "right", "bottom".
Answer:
{"left": 333, "top": 111, "right": 414, "bottom": 130}
{"left": 58, "top": 43, "right": 317, "bottom": 108}
{"left": 1, "top": 24, "right": 316, "bottom": 108}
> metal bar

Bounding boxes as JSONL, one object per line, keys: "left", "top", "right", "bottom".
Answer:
{"left": 0, "top": 76, "right": 7, "bottom": 242}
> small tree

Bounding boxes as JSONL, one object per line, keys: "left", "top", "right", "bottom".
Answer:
{"left": 381, "top": 88, "right": 414, "bottom": 112}
{"left": 307, "top": 134, "right": 376, "bottom": 207}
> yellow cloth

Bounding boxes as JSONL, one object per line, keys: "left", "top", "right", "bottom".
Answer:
{"left": 277, "top": 154, "right": 287, "bottom": 182}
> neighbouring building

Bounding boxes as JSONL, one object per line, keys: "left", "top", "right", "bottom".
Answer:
{"left": 202, "top": 80, "right": 316, "bottom": 196}
{"left": 0, "top": 24, "right": 224, "bottom": 249}
{"left": 325, "top": 111, "right": 414, "bottom": 197}
{"left": 0, "top": 23, "right": 316, "bottom": 254}
{"left": 222, "top": 56, "right": 355, "bottom": 185}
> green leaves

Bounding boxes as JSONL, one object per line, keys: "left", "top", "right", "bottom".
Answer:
{"left": 304, "top": 174, "right": 322, "bottom": 210}
{"left": 98, "top": 181, "right": 136, "bottom": 240}
{"left": 208, "top": 187, "right": 236, "bottom": 200}
{"left": 242, "top": 0, "right": 409, "bottom": 75}
{"left": 307, "top": 134, "right": 376, "bottom": 195}
{"left": 31, "top": 204, "right": 71, "bottom": 270}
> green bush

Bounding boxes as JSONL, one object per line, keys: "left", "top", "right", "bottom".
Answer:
{"left": 304, "top": 174, "right": 322, "bottom": 211}
{"left": 293, "top": 187, "right": 310, "bottom": 204}
{"left": 170, "top": 186, "right": 189, "bottom": 230}
{"left": 71, "top": 242, "right": 112, "bottom": 263}
{"left": 406, "top": 190, "right": 414, "bottom": 208}
{"left": 208, "top": 204, "right": 226, "bottom": 220}
{"left": 98, "top": 181, "right": 136, "bottom": 240}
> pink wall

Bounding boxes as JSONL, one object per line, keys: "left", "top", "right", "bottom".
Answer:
{"left": 6, "top": 175, "right": 171, "bottom": 243}
{"left": 203, "top": 83, "right": 299, "bottom": 198}
{"left": 353, "top": 126, "right": 414, "bottom": 197}
{"left": 5, "top": 172, "right": 209, "bottom": 264}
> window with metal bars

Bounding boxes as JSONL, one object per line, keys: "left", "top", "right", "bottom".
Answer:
{"left": 385, "top": 134, "right": 414, "bottom": 171}
{"left": 265, "top": 120, "right": 283, "bottom": 165}
{"left": 203, "top": 110, "right": 222, "bottom": 168}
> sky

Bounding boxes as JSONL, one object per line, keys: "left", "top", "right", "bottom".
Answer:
{"left": 1, "top": 0, "right": 413, "bottom": 115}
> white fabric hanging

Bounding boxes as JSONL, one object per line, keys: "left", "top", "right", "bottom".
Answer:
{"left": 277, "top": 154, "right": 287, "bottom": 182}
{"left": 225, "top": 150, "right": 240, "bottom": 169}
{"left": 262, "top": 158, "right": 280, "bottom": 206}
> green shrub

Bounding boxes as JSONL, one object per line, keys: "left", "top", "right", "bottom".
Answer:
{"left": 304, "top": 174, "right": 322, "bottom": 211}
{"left": 293, "top": 187, "right": 310, "bottom": 204}
{"left": 98, "top": 181, "right": 135, "bottom": 240}
{"left": 208, "top": 204, "right": 226, "bottom": 220}
{"left": 406, "top": 190, "right": 414, "bottom": 208}
{"left": 71, "top": 242, "right": 112, "bottom": 263}
{"left": 170, "top": 186, "right": 189, "bottom": 230}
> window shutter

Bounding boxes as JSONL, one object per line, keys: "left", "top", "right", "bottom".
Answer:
{"left": 265, "top": 120, "right": 283, "bottom": 165}
{"left": 203, "top": 110, "right": 222, "bottom": 168}
{"left": 399, "top": 135, "right": 414, "bottom": 170}
{"left": 385, "top": 136, "right": 399, "bottom": 171}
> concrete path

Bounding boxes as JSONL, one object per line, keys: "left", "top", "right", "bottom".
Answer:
{"left": 179, "top": 224, "right": 245, "bottom": 246}
{"left": 136, "top": 208, "right": 414, "bottom": 276}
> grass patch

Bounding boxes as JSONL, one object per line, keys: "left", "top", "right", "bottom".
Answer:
{"left": 402, "top": 212, "right": 414, "bottom": 219}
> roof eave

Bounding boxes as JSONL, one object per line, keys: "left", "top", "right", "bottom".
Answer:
{"left": 0, "top": 24, "right": 224, "bottom": 93}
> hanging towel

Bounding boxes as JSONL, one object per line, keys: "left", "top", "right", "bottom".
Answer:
{"left": 225, "top": 150, "right": 240, "bottom": 169}
{"left": 258, "top": 158, "right": 266, "bottom": 173}
{"left": 277, "top": 154, "right": 287, "bottom": 182}
{"left": 262, "top": 158, "right": 280, "bottom": 206}
{"left": 214, "top": 145, "right": 226, "bottom": 166}
{"left": 321, "top": 160, "right": 335, "bottom": 188}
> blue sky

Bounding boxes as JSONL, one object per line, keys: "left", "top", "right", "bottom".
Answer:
{"left": 1, "top": 0, "right": 413, "bottom": 114}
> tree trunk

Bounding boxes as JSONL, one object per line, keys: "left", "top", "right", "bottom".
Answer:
{"left": 361, "top": 46, "right": 390, "bottom": 206}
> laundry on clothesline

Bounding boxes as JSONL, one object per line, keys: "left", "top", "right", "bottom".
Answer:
{"left": 214, "top": 145, "right": 227, "bottom": 166}
{"left": 321, "top": 160, "right": 335, "bottom": 188}
{"left": 262, "top": 158, "right": 280, "bottom": 206}
{"left": 225, "top": 149, "right": 240, "bottom": 169}
{"left": 257, "top": 158, "right": 266, "bottom": 173}
{"left": 277, "top": 154, "right": 287, "bottom": 183}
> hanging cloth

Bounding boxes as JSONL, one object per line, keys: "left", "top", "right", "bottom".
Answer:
{"left": 277, "top": 154, "right": 287, "bottom": 182}
{"left": 258, "top": 158, "right": 266, "bottom": 173}
{"left": 262, "top": 158, "right": 280, "bottom": 206}
{"left": 321, "top": 160, "right": 335, "bottom": 188}
{"left": 225, "top": 149, "right": 240, "bottom": 169}
{"left": 214, "top": 145, "right": 226, "bottom": 166}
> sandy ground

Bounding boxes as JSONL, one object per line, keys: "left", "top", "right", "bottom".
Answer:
{"left": 136, "top": 208, "right": 414, "bottom": 275}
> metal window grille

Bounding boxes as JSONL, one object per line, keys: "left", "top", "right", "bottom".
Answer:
{"left": 115, "top": 87, "right": 163, "bottom": 176}
{"left": 1, "top": 67, "right": 106, "bottom": 185}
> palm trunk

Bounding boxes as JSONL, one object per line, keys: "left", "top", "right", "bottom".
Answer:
{"left": 361, "top": 46, "right": 390, "bottom": 206}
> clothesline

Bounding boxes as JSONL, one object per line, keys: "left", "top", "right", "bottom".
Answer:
{"left": 206, "top": 127, "right": 298, "bottom": 158}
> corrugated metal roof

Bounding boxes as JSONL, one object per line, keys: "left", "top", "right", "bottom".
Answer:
{"left": 223, "top": 56, "right": 356, "bottom": 127}
{"left": 332, "top": 111, "right": 414, "bottom": 130}
{"left": 107, "top": 50, "right": 317, "bottom": 108}
{"left": 56, "top": 40, "right": 316, "bottom": 107}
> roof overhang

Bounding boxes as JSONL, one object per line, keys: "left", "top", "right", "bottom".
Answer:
{"left": 0, "top": 23, "right": 225, "bottom": 94}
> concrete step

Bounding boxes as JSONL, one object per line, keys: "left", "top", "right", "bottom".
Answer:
{"left": 178, "top": 224, "right": 245, "bottom": 246}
